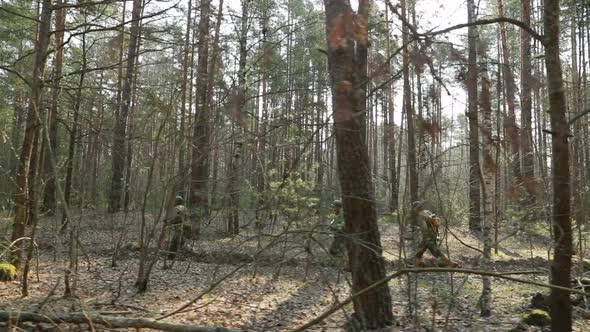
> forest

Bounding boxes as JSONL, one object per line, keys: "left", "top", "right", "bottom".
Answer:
{"left": 0, "top": 0, "right": 589, "bottom": 330}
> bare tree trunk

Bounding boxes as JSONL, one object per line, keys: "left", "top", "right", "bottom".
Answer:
{"left": 178, "top": 0, "right": 192, "bottom": 174}
{"left": 205, "top": 0, "right": 224, "bottom": 206}
{"left": 226, "top": 0, "right": 248, "bottom": 235}
{"left": 479, "top": 46, "right": 493, "bottom": 317}
{"left": 109, "top": 0, "right": 143, "bottom": 212}
{"left": 401, "top": 0, "right": 417, "bottom": 205}
{"left": 467, "top": 0, "right": 481, "bottom": 232}
{"left": 10, "top": 0, "right": 52, "bottom": 267}
{"left": 190, "top": 0, "right": 211, "bottom": 233}
{"left": 520, "top": 0, "right": 536, "bottom": 213}
{"left": 384, "top": 4, "right": 398, "bottom": 213}
{"left": 323, "top": 0, "right": 394, "bottom": 328}
{"left": 497, "top": 0, "right": 522, "bottom": 191}
{"left": 544, "top": 0, "right": 572, "bottom": 330}
{"left": 61, "top": 28, "right": 87, "bottom": 230}
{"left": 255, "top": 0, "right": 269, "bottom": 226}
{"left": 42, "top": 0, "right": 65, "bottom": 215}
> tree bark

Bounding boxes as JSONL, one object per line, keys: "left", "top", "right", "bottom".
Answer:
{"left": 109, "top": 0, "right": 143, "bottom": 212}
{"left": 178, "top": 0, "right": 192, "bottom": 174}
{"left": 226, "top": 0, "right": 248, "bottom": 235}
{"left": 520, "top": 0, "right": 536, "bottom": 211}
{"left": 479, "top": 46, "right": 493, "bottom": 317}
{"left": 42, "top": 0, "right": 65, "bottom": 215}
{"left": 467, "top": 0, "right": 481, "bottom": 232}
{"left": 10, "top": 0, "right": 52, "bottom": 267}
{"left": 190, "top": 0, "right": 211, "bottom": 231}
{"left": 544, "top": 0, "right": 572, "bottom": 330}
{"left": 497, "top": 0, "right": 522, "bottom": 191}
{"left": 323, "top": 0, "right": 394, "bottom": 328}
{"left": 402, "top": 0, "right": 418, "bottom": 205}
{"left": 255, "top": 0, "right": 270, "bottom": 226}
{"left": 61, "top": 29, "right": 87, "bottom": 229}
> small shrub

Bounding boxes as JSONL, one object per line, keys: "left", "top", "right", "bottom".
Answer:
{"left": 522, "top": 309, "right": 551, "bottom": 326}
{"left": 0, "top": 263, "right": 17, "bottom": 281}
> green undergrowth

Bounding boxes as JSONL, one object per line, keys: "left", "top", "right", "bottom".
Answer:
{"left": 0, "top": 262, "right": 17, "bottom": 281}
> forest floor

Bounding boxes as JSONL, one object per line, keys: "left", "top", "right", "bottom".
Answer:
{"left": 1, "top": 210, "right": 590, "bottom": 331}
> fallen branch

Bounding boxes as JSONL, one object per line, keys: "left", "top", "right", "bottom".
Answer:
{"left": 0, "top": 311, "right": 240, "bottom": 332}
{"left": 291, "top": 267, "right": 590, "bottom": 332}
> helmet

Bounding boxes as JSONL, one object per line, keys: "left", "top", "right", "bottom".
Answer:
{"left": 175, "top": 195, "right": 184, "bottom": 202}
{"left": 411, "top": 201, "right": 423, "bottom": 209}
{"left": 333, "top": 199, "right": 342, "bottom": 207}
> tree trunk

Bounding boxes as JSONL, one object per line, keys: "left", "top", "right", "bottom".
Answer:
{"left": 323, "top": 0, "right": 394, "bottom": 328}
{"left": 178, "top": 0, "right": 192, "bottom": 174}
{"left": 401, "top": 0, "right": 418, "bottom": 205}
{"left": 544, "top": 0, "right": 572, "bottom": 330}
{"left": 42, "top": 0, "right": 65, "bottom": 215}
{"left": 497, "top": 0, "right": 522, "bottom": 192}
{"left": 61, "top": 30, "right": 87, "bottom": 229}
{"left": 10, "top": 0, "right": 52, "bottom": 267}
{"left": 479, "top": 45, "right": 493, "bottom": 317}
{"left": 467, "top": 0, "right": 481, "bottom": 232}
{"left": 520, "top": 0, "right": 536, "bottom": 212}
{"left": 190, "top": 0, "right": 211, "bottom": 232}
{"left": 124, "top": 12, "right": 145, "bottom": 212}
{"left": 384, "top": 4, "right": 398, "bottom": 213}
{"left": 255, "top": 0, "right": 269, "bottom": 226}
{"left": 226, "top": 0, "right": 248, "bottom": 235}
{"left": 109, "top": 0, "right": 143, "bottom": 212}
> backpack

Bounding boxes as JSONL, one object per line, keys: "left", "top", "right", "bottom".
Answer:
{"left": 427, "top": 215, "right": 440, "bottom": 235}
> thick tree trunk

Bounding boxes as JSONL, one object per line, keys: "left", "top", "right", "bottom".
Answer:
{"left": 204, "top": 0, "right": 223, "bottom": 205}
{"left": 109, "top": 0, "right": 142, "bottom": 212}
{"left": 544, "top": 0, "right": 572, "bottom": 330}
{"left": 323, "top": 0, "right": 394, "bottom": 328}
{"left": 190, "top": 0, "right": 211, "bottom": 231}
{"left": 467, "top": 0, "right": 481, "bottom": 232}
{"left": 10, "top": 0, "right": 52, "bottom": 267}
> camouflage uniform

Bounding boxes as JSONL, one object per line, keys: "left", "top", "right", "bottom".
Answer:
{"left": 414, "top": 209, "right": 444, "bottom": 259}
{"left": 329, "top": 200, "right": 347, "bottom": 256}
{"left": 411, "top": 201, "right": 458, "bottom": 267}
{"left": 168, "top": 196, "right": 189, "bottom": 259}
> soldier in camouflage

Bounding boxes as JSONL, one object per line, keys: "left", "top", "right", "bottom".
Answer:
{"left": 328, "top": 199, "right": 347, "bottom": 256}
{"left": 167, "top": 195, "right": 190, "bottom": 259}
{"left": 412, "top": 201, "right": 458, "bottom": 267}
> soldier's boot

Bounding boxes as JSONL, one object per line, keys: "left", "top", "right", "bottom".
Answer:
{"left": 414, "top": 257, "right": 425, "bottom": 268}
{"left": 437, "top": 256, "right": 459, "bottom": 268}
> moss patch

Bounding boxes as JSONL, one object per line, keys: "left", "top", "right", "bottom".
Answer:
{"left": 522, "top": 309, "right": 551, "bottom": 326}
{"left": 0, "top": 263, "right": 17, "bottom": 281}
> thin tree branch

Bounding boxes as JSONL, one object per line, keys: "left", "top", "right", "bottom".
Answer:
{"left": 0, "top": 6, "right": 41, "bottom": 23}
{"left": 568, "top": 109, "right": 590, "bottom": 126}
{"left": 386, "top": 1, "right": 545, "bottom": 46}
{"left": 427, "top": 17, "right": 545, "bottom": 45}
{"left": 0, "top": 65, "right": 31, "bottom": 87}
